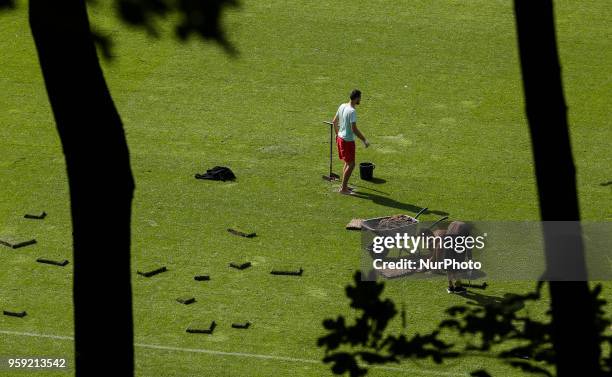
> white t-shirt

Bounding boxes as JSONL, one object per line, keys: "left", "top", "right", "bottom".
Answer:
{"left": 336, "top": 103, "right": 357, "bottom": 141}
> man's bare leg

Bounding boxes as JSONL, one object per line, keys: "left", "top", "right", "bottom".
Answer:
{"left": 340, "top": 160, "right": 355, "bottom": 193}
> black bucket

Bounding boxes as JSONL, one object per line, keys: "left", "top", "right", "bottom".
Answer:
{"left": 359, "top": 162, "right": 375, "bottom": 181}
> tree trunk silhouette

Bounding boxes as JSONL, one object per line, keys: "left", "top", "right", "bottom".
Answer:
{"left": 29, "top": 1, "right": 134, "bottom": 376}
{"left": 514, "top": 1, "right": 600, "bottom": 376}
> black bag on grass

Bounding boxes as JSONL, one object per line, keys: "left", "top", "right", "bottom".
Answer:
{"left": 195, "top": 166, "right": 236, "bottom": 181}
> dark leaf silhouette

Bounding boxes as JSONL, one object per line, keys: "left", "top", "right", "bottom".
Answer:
{"left": 91, "top": 28, "right": 114, "bottom": 60}
{"left": 319, "top": 272, "right": 458, "bottom": 377}
{"left": 0, "top": 0, "right": 14, "bottom": 9}
{"left": 115, "top": 0, "right": 239, "bottom": 53}
{"left": 321, "top": 272, "right": 612, "bottom": 376}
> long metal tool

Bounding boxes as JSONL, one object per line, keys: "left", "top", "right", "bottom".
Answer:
{"left": 322, "top": 121, "right": 340, "bottom": 181}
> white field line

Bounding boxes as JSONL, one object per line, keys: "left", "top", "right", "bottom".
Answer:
{"left": 0, "top": 330, "right": 467, "bottom": 377}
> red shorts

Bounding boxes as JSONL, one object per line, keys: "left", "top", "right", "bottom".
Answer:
{"left": 336, "top": 137, "right": 355, "bottom": 162}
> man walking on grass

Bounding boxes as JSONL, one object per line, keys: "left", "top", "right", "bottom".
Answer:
{"left": 332, "top": 89, "right": 370, "bottom": 195}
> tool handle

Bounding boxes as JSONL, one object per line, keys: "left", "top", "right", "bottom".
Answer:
{"left": 414, "top": 207, "right": 428, "bottom": 219}
{"left": 429, "top": 216, "right": 449, "bottom": 229}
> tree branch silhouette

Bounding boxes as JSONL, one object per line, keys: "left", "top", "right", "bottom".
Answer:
{"left": 0, "top": 1, "right": 240, "bottom": 376}
{"left": 321, "top": 1, "right": 607, "bottom": 375}
{"left": 514, "top": 1, "right": 601, "bottom": 375}
{"left": 320, "top": 273, "right": 612, "bottom": 376}
{"left": 318, "top": 272, "right": 458, "bottom": 377}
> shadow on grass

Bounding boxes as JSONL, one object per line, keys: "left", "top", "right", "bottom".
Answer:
{"left": 461, "top": 291, "right": 526, "bottom": 311}
{"left": 363, "top": 177, "right": 387, "bottom": 184}
{"left": 350, "top": 191, "right": 449, "bottom": 216}
{"left": 349, "top": 183, "right": 389, "bottom": 195}
{"left": 600, "top": 181, "right": 612, "bottom": 187}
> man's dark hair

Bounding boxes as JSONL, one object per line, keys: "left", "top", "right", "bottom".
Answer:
{"left": 350, "top": 89, "right": 362, "bottom": 100}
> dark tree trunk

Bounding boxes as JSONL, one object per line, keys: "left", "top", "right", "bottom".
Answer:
{"left": 29, "top": 1, "right": 134, "bottom": 376}
{"left": 514, "top": 1, "right": 600, "bottom": 376}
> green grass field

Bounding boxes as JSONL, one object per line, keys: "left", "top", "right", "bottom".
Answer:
{"left": 1, "top": 1, "right": 610, "bottom": 376}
